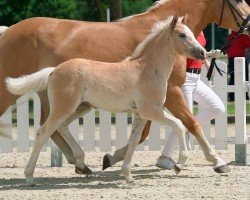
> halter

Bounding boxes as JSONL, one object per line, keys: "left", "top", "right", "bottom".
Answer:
{"left": 219, "top": 0, "right": 244, "bottom": 29}
{"left": 206, "top": 0, "right": 250, "bottom": 81}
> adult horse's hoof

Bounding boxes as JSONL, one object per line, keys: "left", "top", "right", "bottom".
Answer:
{"left": 214, "top": 165, "right": 231, "bottom": 173}
{"left": 102, "top": 154, "right": 111, "bottom": 171}
{"left": 174, "top": 164, "right": 181, "bottom": 175}
{"left": 82, "top": 166, "right": 93, "bottom": 174}
{"left": 75, "top": 166, "right": 92, "bottom": 175}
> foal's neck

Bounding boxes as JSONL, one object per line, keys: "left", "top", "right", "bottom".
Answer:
{"left": 139, "top": 31, "right": 177, "bottom": 81}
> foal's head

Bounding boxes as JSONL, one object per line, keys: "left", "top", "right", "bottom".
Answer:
{"left": 169, "top": 15, "right": 206, "bottom": 60}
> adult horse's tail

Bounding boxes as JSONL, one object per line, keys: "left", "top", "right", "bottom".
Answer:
{"left": 0, "top": 26, "right": 8, "bottom": 35}
{"left": 5, "top": 67, "right": 55, "bottom": 95}
{"left": 0, "top": 25, "right": 10, "bottom": 137}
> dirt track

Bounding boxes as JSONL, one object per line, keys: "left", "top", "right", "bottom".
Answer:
{"left": 0, "top": 145, "right": 249, "bottom": 200}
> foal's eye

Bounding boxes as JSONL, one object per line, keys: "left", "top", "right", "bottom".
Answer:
{"left": 178, "top": 33, "right": 187, "bottom": 39}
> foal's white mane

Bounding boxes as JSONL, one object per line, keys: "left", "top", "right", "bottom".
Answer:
{"left": 130, "top": 16, "right": 174, "bottom": 59}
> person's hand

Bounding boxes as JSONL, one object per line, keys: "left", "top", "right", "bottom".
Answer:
{"left": 203, "top": 59, "right": 211, "bottom": 70}
{"left": 206, "top": 49, "right": 223, "bottom": 59}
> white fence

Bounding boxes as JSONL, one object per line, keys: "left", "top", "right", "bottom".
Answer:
{"left": 0, "top": 58, "right": 249, "bottom": 164}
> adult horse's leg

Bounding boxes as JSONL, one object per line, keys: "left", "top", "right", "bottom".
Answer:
{"left": 57, "top": 103, "right": 93, "bottom": 175}
{"left": 38, "top": 91, "right": 76, "bottom": 165}
{"left": 164, "top": 86, "right": 230, "bottom": 172}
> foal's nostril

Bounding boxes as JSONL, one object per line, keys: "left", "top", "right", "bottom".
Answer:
{"left": 200, "top": 50, "right": 205, "bottom": 59}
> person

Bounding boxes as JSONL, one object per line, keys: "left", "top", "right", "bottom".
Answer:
{"left": 156, "top": 32, "right": 225, "bottom": 169}
{"left": 227, "top": 31, "right": 250, "bottom": 101}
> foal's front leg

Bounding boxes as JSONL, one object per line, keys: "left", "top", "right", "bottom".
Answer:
{"left": 139, "top": 105, "right": 188, "bottom": 173}
{"left": 122, "top": 113, "right": 147, "bottom": 183}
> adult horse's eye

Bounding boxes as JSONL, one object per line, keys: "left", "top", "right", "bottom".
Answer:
{"left": 178, "top": 33, "right": 187, "bottom": 39}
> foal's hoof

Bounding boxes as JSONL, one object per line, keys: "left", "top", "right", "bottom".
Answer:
{"left": 26, "top": 178, "right": 36, "bottom": 187}
{"left": 214, "top": 165, "right": 231, "bottom": 173}
{"left": 102, "top": 154, "right": 111, "bottom": 171}
{"left": 75, "top": 166, "right": 92, "bottom": 175}
{"left": 174, "top": 164, "right": 181, "bottom": 175}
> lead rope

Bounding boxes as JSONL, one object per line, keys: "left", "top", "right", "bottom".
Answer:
{"left": 206, "top": 15, "right": 250, "bottom": 81}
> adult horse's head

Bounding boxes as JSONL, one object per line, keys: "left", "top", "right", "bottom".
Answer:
{"left": 170, "top": 15, "right": 206, "bottom": 61}
{"left": 215, "top": 0, "right": 250, "bottom": 34}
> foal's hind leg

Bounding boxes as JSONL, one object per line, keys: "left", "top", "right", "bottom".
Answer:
{"left": 39, "top": 91, "right": 76, "bottom": 165}
{"left": 25, "top": 114, "right": 68, "bottom": 186}
{"left": 57, "top": 103, "right": 93, "bottom": 175}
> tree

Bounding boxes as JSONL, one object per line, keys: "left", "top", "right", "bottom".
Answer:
{"left": 112, "top": 0, "right": 122, "bottom": 20}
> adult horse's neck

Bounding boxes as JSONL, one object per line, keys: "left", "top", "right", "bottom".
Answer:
{"left": 121, "top": 0, "right": 213, "bottom": 37}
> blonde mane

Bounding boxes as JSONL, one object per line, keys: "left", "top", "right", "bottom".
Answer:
{"left": 148, "top": 0, "right": 170, "bottom": 11}
{"left": 130, "top": 16, "right": 174, "bottom": 59}
{"left": 118, "top": 0, "right": 170, "bottom": 22}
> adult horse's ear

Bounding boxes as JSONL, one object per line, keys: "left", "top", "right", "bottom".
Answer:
{"left": 170, "top": 14, "right": 179, "bottom": 29}
{"left": 181, "top": 14, "right": 188, "bottom": 25}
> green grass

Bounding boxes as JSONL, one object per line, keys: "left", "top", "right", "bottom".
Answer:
{"left": 11, "top": 102, "right": 250, "bottom": 123}
{"left": 193, "top": 102, "right": 250, "bottom": 115}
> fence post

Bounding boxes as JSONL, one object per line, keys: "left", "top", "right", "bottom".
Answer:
{"left": 0, "top": 107, "right": 12, "bottom": 153}
{"left": 214, "top": 62, "right": 228, "bottom": 149}
{"left": 51, "top": 141, "right": 63, "bottom": 167}
{"left": 234, "top": 57, "right": 247, "bottom": 164}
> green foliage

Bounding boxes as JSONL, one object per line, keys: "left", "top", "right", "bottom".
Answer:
{"left": 204, "top": 24, "right": 228, "bottom": 51}
{"left": 0, "top": 0, "right": 88, "bottom": 25}
{"left": 122, "top": 0, "right": 153, "bottom": 16}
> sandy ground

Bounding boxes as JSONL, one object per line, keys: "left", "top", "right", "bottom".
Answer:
{"left": 0, "top": 145, "right": 250, "bottom": 200}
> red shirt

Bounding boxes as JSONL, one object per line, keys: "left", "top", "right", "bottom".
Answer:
{"left": 186, "top": 32, "right": 206, "bottom": 69}
{"left": 227, "top": 31, "right": 250, "bottom": 58}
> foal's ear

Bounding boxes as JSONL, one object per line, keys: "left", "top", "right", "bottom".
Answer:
{"left": 181, "top": 14, "right": 188, "bottom": 24}
{"left": 170, "top": 14, "right": 179, "bottom": 29}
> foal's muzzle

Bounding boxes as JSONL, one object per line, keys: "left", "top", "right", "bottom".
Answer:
{"left": 192, "top": 47, "right": 206, "bottom": 60}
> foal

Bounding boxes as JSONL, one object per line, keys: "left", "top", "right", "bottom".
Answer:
{"left": 6, "top": 16, "right": 205, "bottom": 186}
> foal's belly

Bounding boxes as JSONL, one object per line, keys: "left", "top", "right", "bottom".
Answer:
{"left": 84, "top": 91, "right": 134, "bottom": 113}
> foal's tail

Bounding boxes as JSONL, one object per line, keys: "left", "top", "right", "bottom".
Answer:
{"left": 0, "top": 26, "right": 8, "bottom": 35}
{"left": 5, "top": 67, "right": 55, "bottom": 96}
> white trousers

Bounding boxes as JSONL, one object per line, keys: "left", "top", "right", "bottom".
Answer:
{"left": 162, "top": 72, "right": 225, "bottom": 157}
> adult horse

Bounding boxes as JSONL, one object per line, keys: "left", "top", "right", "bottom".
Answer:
{"left": 0, "top": 0, "right": 249, "bottom": 173}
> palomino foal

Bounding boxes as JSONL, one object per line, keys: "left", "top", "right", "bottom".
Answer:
{"left": 6, "top": 16, "right": 205, "bottom": 186}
